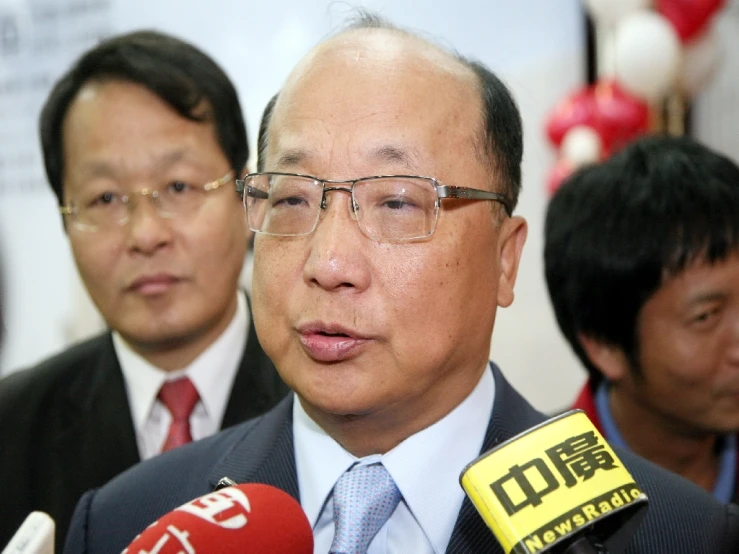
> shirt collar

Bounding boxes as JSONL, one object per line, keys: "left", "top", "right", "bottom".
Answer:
{"left": 595, "top": 380, "right": 736, "bottom": 503}
{"left": 293, "top": 363, "right": 495, "bottom": 553}
{"left": 115, "top": 292, "right": 248, "bottom": 432}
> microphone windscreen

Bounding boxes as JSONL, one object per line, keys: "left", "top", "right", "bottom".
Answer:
{"left": 460, "top": 410, "right": 648, "bottom": 554}
{"left": 1, "top": 511, "right": 55, "bottom": 554}
{"left": 122, "top": 483, "right": 313, "bottom": 554}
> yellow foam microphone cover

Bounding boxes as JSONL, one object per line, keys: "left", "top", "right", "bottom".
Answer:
{"left": 460, "top": 410, "right": 648, "bottom": 554}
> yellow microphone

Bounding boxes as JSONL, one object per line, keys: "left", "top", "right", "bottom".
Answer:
{"left": 460, "top": 410, "right": 648, "bottom": 554}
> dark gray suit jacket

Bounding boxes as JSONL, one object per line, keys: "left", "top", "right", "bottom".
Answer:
{"left": 63, "top": 364, "right": 739, "bottom": 553}
{"left": 0, "top": 319, "right": 289, "bottom": 551}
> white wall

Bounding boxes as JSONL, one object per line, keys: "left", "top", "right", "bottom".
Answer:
{"left": 693, "top": 0, "right": 739, "bottom": 164}
{"left": 0, "top": 0, "right": 586, "bottom": 412}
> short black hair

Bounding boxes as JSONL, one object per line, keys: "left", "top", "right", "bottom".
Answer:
{"left": 262, "top": 11, "right": 523, "bottom": 209}
{"left": 462, "top": 58, "right": 522, "bottom": 209}
{"left": 545, "top": 135, "right": 739, "bottom": 386}
{"left": 39, "top": 30, "right": 249, "bottom": 207}
{"left": 257, "top": 93, "right": 278, "bottom": 172}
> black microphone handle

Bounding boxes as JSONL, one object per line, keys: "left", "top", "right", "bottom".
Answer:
{"left": 561, "top": 535, "right": 604, "bottom": 554}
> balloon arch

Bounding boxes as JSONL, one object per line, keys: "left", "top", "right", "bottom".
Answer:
{"left": 545, "top": 0, "right": 726, "bottom": 195}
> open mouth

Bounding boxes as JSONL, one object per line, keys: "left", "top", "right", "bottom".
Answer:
{"left": 317, "top": 330, "right": 351, "bottom": 337}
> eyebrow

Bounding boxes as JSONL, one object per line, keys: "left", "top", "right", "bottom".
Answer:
{"left": 685, "top": 291, "right": 727, "bottom": 306}
{"left": 272, "top": 148, "right": 307, "bottom": 170}
{"left": 369, "top": 145, "right": 424, "bottom": 174}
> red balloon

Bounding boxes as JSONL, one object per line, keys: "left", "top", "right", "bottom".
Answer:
{"left": 656, "top": 0, "right": 725, "bottom": 43}
{"left": 545, "top": 87, "right": 598, "bottom": 147}
{"left": 547, "top": 158, "right": 575, "bottom": 198}
{"left": 546, "top": 80, "right": 650, "bottom": 156}
{"left": 593, "top": 80, "right": 650, "bottom": 154}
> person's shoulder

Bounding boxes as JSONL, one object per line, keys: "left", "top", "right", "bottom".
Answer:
{"left": 0, "top": 332, "right": 112, "bottom": 412}
{"left": 617, "top": 447, "right": 738, "bottom": 552}
{"left": 69, "top": 410, "right": 280, "bottom": 552}
{"left": 97, "top": 394, "right": 291, "bottom": 499}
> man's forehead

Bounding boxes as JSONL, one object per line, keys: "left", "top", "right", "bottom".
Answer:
{"left": 279, "top": 28, "right": 474, "bottom": 102}
{"left": 267, "top": 30, "right": 478, "bottom": 150}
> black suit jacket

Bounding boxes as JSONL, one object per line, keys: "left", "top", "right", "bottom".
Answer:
{"left": 64, "top": 364, "right": 739, "bottom": 553}
{"left": 0, "top": 319, "right": 289, "bottom": 551}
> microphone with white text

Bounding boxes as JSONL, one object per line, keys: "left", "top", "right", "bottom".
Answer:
{"left": 1, "top": 511, "right": 55, "bottom": 554}
{"left": 460, "top": 410, "right": 649, "bottom": 554}
{"left": 122, "top": 483, "right": 313, "bottom": 554}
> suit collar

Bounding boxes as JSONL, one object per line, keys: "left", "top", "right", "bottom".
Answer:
{"left": 205, "top": 364, "right": 545, "bottom": 554}
{"left": 222, "top": 302, "right": 286, "bottom": 427}
{"left": 57, "top": 333, "right": 140, "bottom": 482}
{"left": 207, "top": 393, "right": 300, "bottom": 500}
{"left": 445, "top": 363, "right": 546, "bottom": 553}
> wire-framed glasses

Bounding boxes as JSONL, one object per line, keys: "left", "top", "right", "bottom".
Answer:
{"left": 60, "top": 172, "right": 234, "bottom": 232}
{"left": 235, "top": 172, "right": 512, "bottom": 243}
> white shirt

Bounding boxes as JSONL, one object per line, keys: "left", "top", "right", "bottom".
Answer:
{"left": 115, "top": 292, "right": 248, "bottom": 460}
{"left": 293, "top": 364, "right": 495, "bottom": 554}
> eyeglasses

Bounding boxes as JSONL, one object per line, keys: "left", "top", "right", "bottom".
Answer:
{"left": 235, "top": 172, "right": 512, "bottom": 243}
{"left": 60, "top": 172, "right": 234, "bottom": 232}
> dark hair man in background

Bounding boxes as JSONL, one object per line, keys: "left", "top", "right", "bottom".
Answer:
{"left": 545, "top": 135, "right": 739, "bottom": 503}
{"left": 65, "top": 17, "right": 737, "bottom": 553}
{"left": 0, "top": 30, "right": 288, "bottom": 549}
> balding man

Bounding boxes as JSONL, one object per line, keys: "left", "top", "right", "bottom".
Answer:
{"left": 64, "top": 14, "right": 738, "bottom": 554}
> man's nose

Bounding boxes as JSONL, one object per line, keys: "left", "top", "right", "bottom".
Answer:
{"left": 303, "top": 189, "right": 370, "bottom": 292}
{"left": 124, "top": 192, "right": 174, "bottom": 254}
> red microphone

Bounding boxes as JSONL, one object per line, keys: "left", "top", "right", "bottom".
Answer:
{"left": 122, "top": 483, "right": 313, "bottom": 553}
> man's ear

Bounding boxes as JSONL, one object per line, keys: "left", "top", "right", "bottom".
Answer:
{"left": 497, "top": 215, "right": 528, "bottom": 308}
{"left": 578, "top": 334, "right": 630, "bottom": 382}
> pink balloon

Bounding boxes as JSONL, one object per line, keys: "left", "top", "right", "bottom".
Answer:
{"left": 656, "top": 0, "right": 725, "bottom": 43}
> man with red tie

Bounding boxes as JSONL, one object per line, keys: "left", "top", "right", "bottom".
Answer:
{"left": 0, "top": 30, "right": 288, "bottom": 550}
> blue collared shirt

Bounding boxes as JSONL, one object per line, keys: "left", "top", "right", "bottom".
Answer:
{"left": 293, "top": 363, "right": 496, "bottom": 554}
{"left": 595, "top": 381, "right": 736, "bottom": 503}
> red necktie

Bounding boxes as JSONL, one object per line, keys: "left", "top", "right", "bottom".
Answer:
{"left": 157, "top": 377, "right": 200, "bottom": 452}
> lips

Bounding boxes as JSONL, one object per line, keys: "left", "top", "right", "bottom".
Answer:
{"left": 298, "top": 322, "right": 371, "bottom": 363}
{"left": 128, "top": 274, "right": 181, "bottom": 295}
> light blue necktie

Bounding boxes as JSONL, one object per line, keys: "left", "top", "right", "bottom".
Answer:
{"left": 329, "top": 463, "right": 402, "bottom": 554}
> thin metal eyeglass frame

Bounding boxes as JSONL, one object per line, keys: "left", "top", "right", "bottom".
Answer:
{"left": 235, "top": 171, "right": 513, "bottom": 240}
{"left": 59, "top": 171, "right": 234, "bottom": 231}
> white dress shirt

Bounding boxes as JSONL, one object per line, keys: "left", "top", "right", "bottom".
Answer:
{"left": 293, "top": 363, "right": 495, "bottom": 554}
{"left": 115, "top": 292, "right": 248, "bottom": 460}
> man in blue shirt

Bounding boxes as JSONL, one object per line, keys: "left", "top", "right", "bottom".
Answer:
{"left": 65, "top": 15, "right": 738, "bottom": 554}
{"left": 546, "top": 135, "right": 739, "bottom": 503}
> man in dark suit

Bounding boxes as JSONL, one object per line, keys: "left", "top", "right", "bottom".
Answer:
{"left": 64, "top": 15, "right": 739, "bottom": 554}
{"left": 0, "top": 31, "right": 288, "bottom": 549}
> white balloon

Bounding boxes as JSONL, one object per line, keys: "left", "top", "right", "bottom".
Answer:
{"left": 614, "top": 11, "right": 683, "bottom": 101}
{"left": 680, "top": 26, "right": 723, "bottom": 97}
{"left": 561, "top": 126, "right": 603, "bottom": 168}
{"left": 583, "top": 0, "right": 652, "bottom": 27}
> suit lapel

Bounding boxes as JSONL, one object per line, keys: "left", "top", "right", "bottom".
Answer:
{"left": 207, "top": 393, "right": 300, "bottom": 501}
{"left": 222, "top": 296, "right": 288, "bottom": 429}
{"left": 446, "top": 364, "right": 547, "bottom": 553}
{"left": 52, "top": 334, "right": 139, "bottom": 505}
